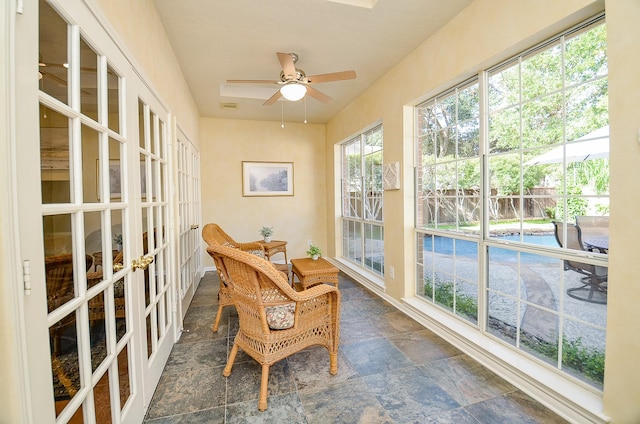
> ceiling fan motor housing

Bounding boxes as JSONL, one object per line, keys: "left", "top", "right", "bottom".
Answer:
{"left": 280, "top": 68, "right": 306, "bottom": 83}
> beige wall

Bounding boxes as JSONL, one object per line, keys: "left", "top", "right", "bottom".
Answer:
{"left": 200, "top": 118, "right": 327, "bottom": 265}
{"left": 325, "top": 0, "right": 640, "bottom": 421}
{"left": 93, "top": 0, "right": 200, "bottom": 146}
{"left": 602, "top": 1, "right": 640, "bottom": 422}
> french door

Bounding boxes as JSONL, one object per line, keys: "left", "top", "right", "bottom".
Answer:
{"left": 15, "top": 0, "right": 175, "bottom": 422}
{"left": 177, "top": 130, "right": 202, "bottom": 318}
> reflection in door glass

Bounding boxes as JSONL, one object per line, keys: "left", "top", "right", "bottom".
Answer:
{"left": 88, "top": 291, "right": 108, "bottom": 372}
{"left": 49, "top": 311, "right": 81, "bottom": 419}
{"left": 39, "top": 0, "right": 69, "bottom": 105}
{"left": 82, "top": 125, "right": 100, "bottom": 203}
{"left": 41, "top": 109, "right": 70, "bottom": 204}
{"left": 93, "top": 370, "right": 113, "bottom": 422}
{"left": 138, "top": 100, "right": 145, "bottom": 149}
{"left": 118, "top": 345, "right": 132, "bottom": 409}
{"left": 108, "top": 136, "right": 122, "bottom": 201}
{"left": 149, "top": 112, "right": 156, "bottom": 155}
{"left": 111, "top": 209, "right": 125, "bottom": 262}
{"left": 140, "top": 153, "right": 148, "bottom": 201}
{"left": 107, "top": 63, "right": 120, "bottom": 134}
{"left": 80, "top": 37, "right": 98, "bottom": 120}
{"left": 151, "top": 158, "right": 159, "bottom": 202}
{"left": 146, "top": 315, "right": 153, "bottom": 358}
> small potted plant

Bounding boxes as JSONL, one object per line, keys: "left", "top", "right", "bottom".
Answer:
{"left": 113, "top": 234, "right": 123, "bottom": 251}
{"left": 306, "top": 245, "right": 322, "bottom": 260}
{"left": 259, "top": 226, "right": 274, "bottom": 243}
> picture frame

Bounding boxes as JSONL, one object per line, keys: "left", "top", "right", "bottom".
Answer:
{"left": 242, "top": 161, "right": 294, "bottom": 197}
{"left": 96, "top": 160, "right": 146, "bottom": 200}
{"left": 383, "top": 161, "right": 401, "bottom": 190}
{"left": 108, "top": 160, "right": 123, "bottom": 199}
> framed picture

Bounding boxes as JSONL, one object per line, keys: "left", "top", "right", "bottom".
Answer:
{"left": 242, "top": 161, "right": 294, "bottom": 197}
{"left": 96, "top": 160, "right": 146, "bottom": 200}
{"left": 108, "top": 160, "right": 123, "bottom": 199}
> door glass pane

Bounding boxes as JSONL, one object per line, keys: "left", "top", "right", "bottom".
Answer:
{"left": 84, "top": 211, "right": 103, "bottom": 276}
{"left": 141, "top": 154, "right": 148, "bottom": 202}
{"left": 138, "top": 100, "right": 145, "bottom": 149}
{"left": 39, "top": 0, "right": 69, "bottom": 104}
{"left": 114, "top": 274, "right": 128, "bottom": 344}
{"left": 111, "top": 209, "right": 125, "bottom": 262}
{"left": 106, "top": 138, "right": 122, "bottom": 202}
{"left": 118, "top": 345, "right": 131, "bottom": 410}
{"left": 81, "top": 125, "right": 100, "bottom": 203}
{"left": 146, "top": 315, "right": 153, "bottom": 358}
{"left": 94, "top": 370, "right": 113, "bottom": 422}
{"left": 159, "top": 163, "right": 166, "bottom": 202}
{"left": 41, "top": 109, "right": 70, "bottom": 204}
{"left": 107, "top": 63, "right": 120, "bottom": 133}
{"left": 44, "top": 213, "right": 76, "bottom": 284}
{"left": 50, "top": 311, "right": 81, "bottom": 418}
{"left": 149, "top": 112, "right": 156, "bottom": 154}
{"left": 80, "top": 37, "right": 98, "bottom": 120}
{"left": 151, "top": 158, "right": 159, "bottom": 202}
{"left": 158, "top": 120, "right": 165, "bottom": 158}
{"left": 88, "top": 291, "right": 108, "bottom": 372}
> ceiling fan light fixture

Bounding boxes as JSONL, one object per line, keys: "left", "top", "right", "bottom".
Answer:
{"left": 280, "top": 83, "right": 307, "bottom": 101}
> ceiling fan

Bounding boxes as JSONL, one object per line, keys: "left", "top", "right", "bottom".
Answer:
{"left": 226, "top": 52, "right": 356, "bottom": 106}
{"left": 38, "top": 60, "right": 98, "bottom": 95}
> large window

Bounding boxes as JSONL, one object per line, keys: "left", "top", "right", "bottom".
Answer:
{"left": 416, "top": 17, "right": 607, "bottom": 390}
{"left": 416, "top": 80, "right": 480, "bottom": 324}
{"left": 341, "top": 124, "right": 384, "bottom": 277}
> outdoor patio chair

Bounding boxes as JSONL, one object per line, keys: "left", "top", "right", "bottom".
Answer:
{"left": 552, "top": 221, "right": 608, "bottom": 304}
{"left": 202, "top": 223, "right": 267, "bottom": 332}
{"left": 206, "top": 243, "right": 340, "bottom": 411}
{"left": 576, "top": 215, "right": 609, "bottom": 253}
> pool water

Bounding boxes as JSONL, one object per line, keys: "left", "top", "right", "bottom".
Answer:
{"left": 424, "top": 234, "right": 559, "bottom": 263}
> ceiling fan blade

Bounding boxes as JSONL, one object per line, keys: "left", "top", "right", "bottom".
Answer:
{"left": 227, "top": 79, "right": 279, "bottom": 84}
{"left": 41, "top": 72, "right": 92, "bottom": 95}
{"left": 307, "top": 70, "right": 356, "bottom": 84}
{"left": 277, "top": 52, "right": 296, "bottom": 78}
{"left": 263, "top": 90, "right": 283, "bottom": 106}
{"left": 41, "top": 71, "right": 68, "bottom": 86}
{"left": 306, "top": 86, "right": 332, "bottom": 103}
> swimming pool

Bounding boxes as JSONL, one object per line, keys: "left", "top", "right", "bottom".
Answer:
{"left": 423, "top": 234, "right": 559, "bottom": 263}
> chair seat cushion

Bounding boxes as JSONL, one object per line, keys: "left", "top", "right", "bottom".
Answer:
{"left": 265, "top": 303, "right": 295, "bottom": 330}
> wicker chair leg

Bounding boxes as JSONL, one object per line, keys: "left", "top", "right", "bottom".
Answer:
{"left": 258, "top": 364, "right": 270, "bottom": 411}
{"left": 211, "top": 304, "right": 224, "bottom": 333}
{"left": 223, "top": 343, "right": 239, "bottom": 377}
{"left": 329, "top": 352, "right": 338, "bottom": 375}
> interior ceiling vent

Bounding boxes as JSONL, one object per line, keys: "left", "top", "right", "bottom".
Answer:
{"left": 220, "top": 102, "right": 239, "bottom": 110}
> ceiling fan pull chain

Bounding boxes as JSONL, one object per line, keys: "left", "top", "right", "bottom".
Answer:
{"left": 281, "top": 99, "right": 285, "bottom": 128}
{"left": 304, "top": 96, "right": 307, "bottom": 124}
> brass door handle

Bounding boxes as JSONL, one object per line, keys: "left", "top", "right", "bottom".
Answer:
{"left": 131, "top": 255, "right": 154, "bottom": 271}
{"left": 113, "top": 262, "right": 124, "bottom": 272}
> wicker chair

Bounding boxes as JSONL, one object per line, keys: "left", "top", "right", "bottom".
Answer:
{"left": 207, "top": 243, "right": 340, "bottom": 411}
{"left": 45, "top": 253, "right": 93, "bottom": 353}
{"left": 202, "top": 223, "right": 267, "bottom": 332}
{"left": 87, "top": 251, "right": 126, "bottom": 323}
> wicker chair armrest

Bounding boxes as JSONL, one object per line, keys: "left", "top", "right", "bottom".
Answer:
{"left": 290, "top": 283, "right": 340, "bottom": 303}
{"left": 236, "top": 242, "right": 267, "bottom": 253}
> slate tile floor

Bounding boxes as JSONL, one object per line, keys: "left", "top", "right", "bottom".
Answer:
{"left": 144, "top": 271, "right": 569, "bottom": 423}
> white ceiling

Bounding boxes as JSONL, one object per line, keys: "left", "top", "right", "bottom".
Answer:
{"left": 152, "top": 0, "right": 473, "bottom": 124}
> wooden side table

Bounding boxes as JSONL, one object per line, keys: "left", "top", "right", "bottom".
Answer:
{"left": 255, "top": 240, "right": 289, "bottom": 273}
{"left": 290, "top": 257, "right": 339, "bottom": 291}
